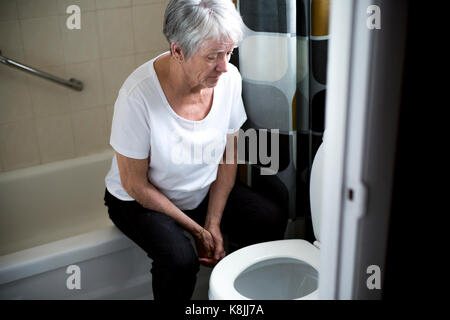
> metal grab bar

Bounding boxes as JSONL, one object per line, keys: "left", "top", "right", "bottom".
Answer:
{"left": 0, "top": 50, "right": 83, "bottom": 91}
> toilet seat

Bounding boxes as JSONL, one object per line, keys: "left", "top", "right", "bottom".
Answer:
{"left": 208, "top": 239, "right": 320, "bottom": 300}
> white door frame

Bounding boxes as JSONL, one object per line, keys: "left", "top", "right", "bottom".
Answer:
{"left": 319, "top": 0, "right": 408, "bottom": 299}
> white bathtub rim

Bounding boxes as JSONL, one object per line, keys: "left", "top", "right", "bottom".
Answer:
{"left": 0, "top": 225, "right": 137, "bottom": 286}
{"left": 0, "top": 149, "right": 114, "bottom": 183}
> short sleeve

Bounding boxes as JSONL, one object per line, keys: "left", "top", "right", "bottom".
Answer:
{"left": 228, "top": 70, "right": 247, "bottom": 132}
{"left": 109, "top": 89, "right": 151, "bottom": 159}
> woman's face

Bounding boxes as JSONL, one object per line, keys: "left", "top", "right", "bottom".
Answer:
{"left": 181, "top": 38, "right": 235, "bottom": 89}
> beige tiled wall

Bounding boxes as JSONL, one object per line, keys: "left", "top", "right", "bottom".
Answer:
{"left": 0, "top": 0, "right": 170, "bottom": 172}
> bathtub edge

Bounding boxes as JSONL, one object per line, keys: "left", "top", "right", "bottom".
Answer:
{"left": 0, "top": 225, "right": 134, "bottom": 285}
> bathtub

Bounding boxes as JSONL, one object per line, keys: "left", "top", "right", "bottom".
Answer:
{"left": 0, "top": 149, "right": 211, "bottom": 299}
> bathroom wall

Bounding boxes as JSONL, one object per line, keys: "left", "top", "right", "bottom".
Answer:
{"left": 0, "top": 0, "right": 170, "bottom": 172}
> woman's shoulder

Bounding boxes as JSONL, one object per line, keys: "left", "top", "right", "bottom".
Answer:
{"left": 120, "top": 56, "right": 164, "bottom": 100}
{"left": 124, "top": 64, "right": 153, "bottom": 90}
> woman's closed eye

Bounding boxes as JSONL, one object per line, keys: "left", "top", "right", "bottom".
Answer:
{"left": 207, "top": 50, "right": 233, "bottom": 61}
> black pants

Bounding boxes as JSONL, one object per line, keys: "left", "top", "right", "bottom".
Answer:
{"left": 103, "top": 180, "right": 287, "bottom": 300}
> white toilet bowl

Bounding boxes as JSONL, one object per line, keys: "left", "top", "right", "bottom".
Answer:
{"left": 208, "top": 143, "right": 326, "bottom": 300}
{"left": 208, "top": 239, "right": 319, "bottom": 300}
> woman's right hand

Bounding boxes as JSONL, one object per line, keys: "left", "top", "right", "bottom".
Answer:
{"left": 194, "top": 228, "right": 216, "bottom": 267}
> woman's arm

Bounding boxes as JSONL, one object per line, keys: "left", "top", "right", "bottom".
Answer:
{"left": 202, "top": 131, "right": 239, "bottom": 264}
{"left": 115, "top": 152, "right": 213, "bottom": 249}
{"left": 205, "top": 131, "right": 239, "bottom": 228}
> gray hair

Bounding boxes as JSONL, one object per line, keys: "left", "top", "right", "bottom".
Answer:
{"left": 163, "top": 0, "right": 244, "bottom": 60}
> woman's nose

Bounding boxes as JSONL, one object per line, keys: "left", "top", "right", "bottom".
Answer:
{"left": 216, "top": 55, "right": 228, "bottom": 73}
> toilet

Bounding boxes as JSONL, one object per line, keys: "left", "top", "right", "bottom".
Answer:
{"left": 208, "top": 143, "right": 325, "bottom": 300}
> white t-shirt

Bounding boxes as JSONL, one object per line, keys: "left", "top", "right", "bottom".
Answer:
{"left": 105, "top": 52, "right": 247, "bottom": 210}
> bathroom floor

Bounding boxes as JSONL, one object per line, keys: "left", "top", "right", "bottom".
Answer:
{"left": 192, "top": 265, "right": 213, "bottom": 300}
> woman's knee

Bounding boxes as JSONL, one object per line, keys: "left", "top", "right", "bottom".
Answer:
{"left": 255, "top": 195, "right": 285, "bottom": 221}
{"left": 229, "top": 182, "right": 288, "bottom": 230}
{"left": 258, "top": 200, "right": 288, "bottom": 234}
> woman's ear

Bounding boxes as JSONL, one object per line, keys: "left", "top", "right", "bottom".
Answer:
{"left": 170, "top": 42, "right": 184, "bottom": 63}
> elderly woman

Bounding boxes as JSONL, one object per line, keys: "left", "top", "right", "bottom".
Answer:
{"left": 103, "top": 0, "right": 287, "bottom": 300}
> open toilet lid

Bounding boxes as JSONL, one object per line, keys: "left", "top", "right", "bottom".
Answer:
{"left": 309, "top": 143, "right": 325, "bottom": 243}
